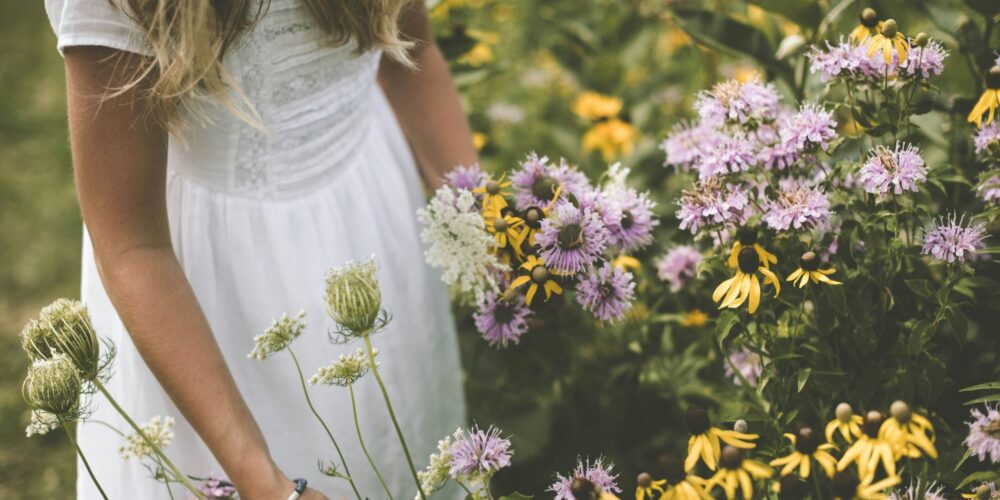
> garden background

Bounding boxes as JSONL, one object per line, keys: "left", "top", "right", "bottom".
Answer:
{"left": 2, "top": 0, "right": 998, "bottom": 498}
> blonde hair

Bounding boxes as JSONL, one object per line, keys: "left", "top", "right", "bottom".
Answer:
{"left": 114, "top": 0, "right": 414, "bottom": 131}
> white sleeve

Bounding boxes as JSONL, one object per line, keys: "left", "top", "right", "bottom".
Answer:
{"left": 44, "top": 0, "right": 153, "bottom": 57}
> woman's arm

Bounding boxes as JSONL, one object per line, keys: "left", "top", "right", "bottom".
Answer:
{"left": 378, "top": 3, "right": 477, "bottom": 189}
{"left": 63, "top": 46, "right": 323, "bottom": 500}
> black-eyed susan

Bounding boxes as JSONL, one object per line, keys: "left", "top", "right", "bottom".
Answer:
{"left": 705, "top": 446, "right": 773, "bottom": 500}
{"left": 508, "top": 255, "right": 563, "bottom": 306}
{"left": 826, "top": 403, "right": 864, "bottom": 444}
{"left": 680, "top": 309, "right": 709, "bottom": 328}
{"left": 727, "top": 228, "right": 778, "bottom": 270}
{"left": 684, "top": 407, "right": 759, "bottom": 472}
{"left": 574, "top": 92, "right": 623, "bottom": 121}
{"left": 866, "top": 19, "right": 909, "bottom": 67}
{"left": 659, "top": 453, "right": 712, "bottom": 500}
{"left": 830, "top": 469, "right": 901, "bottom": 500}
{"left": 485, "top": 211, "right": 527, "bottom": 258}
{"left": 567, "top": 477, "right": 620, "bottom": 500}
{"left": 769, "top": 427, "right": 839, "bottom": 479}
{"left": 713, "top": 246, "right": 781, "bottom": 314}
{"left": 968, "top": 66, "right": 1000, "bottom": 128}
{"left": 836, "top": 411, "right": 899, "bottom": 483}
{"left": 787, "top": 251, "right": 842, "bottom": 288}
{"left": 612, "top": 254, "right": 641, "bottom": 273}
{"left": 878, "top": 400, "right": 937, "bottom": 460}
{"left": 583, "top": 118, "right": 638, "bottom": 161}
{"left": 473, "top": 174, "right": 511, "bottom": 215}
{"left": 849, "top": 8, "right": 882, "bottom": 43}
{"left": 634, "top": 472, "right": 666, "bottom": 500}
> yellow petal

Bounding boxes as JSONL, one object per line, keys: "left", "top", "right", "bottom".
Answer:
{"left": 713, "top": 276, "right": 738, "bottom": 303}
{"left": 738, "top": 469, "right": 753, "bottom": 500}
{"left": 748, "top": 274, "right": 761, "bottom": 314}
{"left": 525, "top": 284, "right": 538, "bottom": 305}
{"left": 786, "top": 268, "right": 803, "bottom": 282}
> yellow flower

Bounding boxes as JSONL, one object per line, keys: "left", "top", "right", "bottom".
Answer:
{"left": 659, "top": 27, "right": 692, "bottom": 55}
{"left": 684, "top": 407, "right": 759, "bottom": 472}
{"left": 850, "top": 8, "right": 882, "bottom": 43}
{"left": 458, "top": 43, "right": 495, "bottom": 67}
{"left": 508, "top": 255, "right": 563, "bottom": 306}
{"left": 472, "top": 132, "right": 488, "bottom": 151}
{"left": 659, "top": 454, "right": 712, "bottom": 500}
{"left": 866, "top": 19, "right": 909, "bottom": 68}
{"left": 968, "top": 66, "right": 1000, "bottom": 128}
{"left": 680, "top": 310, "right": 709, "bottom": 328}
{"left": 836, "top": 411, "right": 899, "bottom": 483}
{"left": 484, "top": 212, "right": 527, "bottom": 257}
{"left": 573, "top": 92, "right": 623, "bottom": 121}
{"left": 472, "top": 174, "right": 510, "bottom": 215}
{"left": 826, "top": 403, "right": 864, "bottom": 444}
{"left": 714, "top": 246, "right": 781, "bottom": 315}
{"left": 786, "top": 251, "right": 842, "bottom": 288}
{"left": 634, "top": 473, "right": 667, "bottom": 500}
{"left": 830, "top": 470, "right": 901, "bottom": 500}
{"left": 878, "top": 400, "right": 937, "bottom": 460}
{"left": 727, "top": 228, "right": 777, "bottom": 269}
{"left": 769, "top": 428, "right": 839, "bottom": 479}
{"left": 613, "top": 255, "right": 641, "bottom": 273}
{"left": 583, "top": 119, "right": 638, "bottom": 161}
{"left": 705, "top": 446, "right": 773, "bottom": 500}
{"left": 733, "top": 66, "right": 759, "bottom": 84}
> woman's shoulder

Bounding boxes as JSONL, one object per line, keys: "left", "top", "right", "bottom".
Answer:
{"left": 45, "top": 0, "right": 153, "bottom": 57}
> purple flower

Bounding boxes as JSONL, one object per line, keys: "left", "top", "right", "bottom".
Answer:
{"left": 661, "top": 122, "right": 722, "bottom": 171}
{"left": 695, "top": 78, "right": 781, "bottom": 128}
{"left": 537, "top": 203, "right": 609, "bottom": 275}
{"left": 965, "top": 405, "right": 1000, "bottom": 464}
{"left": 780, "top": 104, "right": 837, "bottom": 153}
{"left": 905, "top": 40, "right": 948, "bottom": 79}
{"left": 724, "top": 347, "right": 765, "bottom": 386}
{"left": 444, "top": 164, "right": 486, "bottom": 191}
{"left": 978, "top": 175, "right": 1000, "bottom": 204}
{"left": 696, "top": 134, "right": 757, "bottom": 179}
{"left": 858, "top": 143, "right": 927, "bottom": 196}
{"left": 763, "top": 183, "right": 831, "bottom": 232}
{"left": 549, "top": 458, "right": 622, "bottom": 500}
{"left": 576, "top": 262, "right": 635, "bottom": 322}
{"left": 656, "top": 245, "right": 702, "bottom": 292}
{"left": 889, "top": 480, "right": 947, "bottom": 500}
{"left": 604, "top": 188, "right": 658, "bottom": 251}
{"left": 808, "top": 39, "right": 865, "bottom": 82}
{"left": 975, "top": 122, "right": 1000, "bottom": 155}
{"left": 449, "top": 426, "right": 513, "bottom": 478}
{"left": 511, "top": 153, "right": 590, "bottom": 208}
{"left": 474, "top": 292, "right": 532, "bottom": 348}
{"left": 677, "top": 177, "right": 750, "bottom": 234}
{"left": 922, "top": 214, "right": 988, "bottom": 263}
{"left": 198, "top": 475, "right": 238, "bottom": 499}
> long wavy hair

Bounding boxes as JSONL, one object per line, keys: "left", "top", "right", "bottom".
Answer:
{"left": 112, "top": 0, "right": 414, "bottom": 132}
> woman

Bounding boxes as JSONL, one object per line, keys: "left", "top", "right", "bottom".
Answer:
{"left": 44, "top": 0, "right": 473, "bottom": 498}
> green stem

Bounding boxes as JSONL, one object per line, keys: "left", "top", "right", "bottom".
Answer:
{"left": 64, "top": 422, "right": 109, "bottom": 500}
{"left": 93, "top": 380, "right": 203, "bottom": 499}
{"left": 456, "top": 479, "right": 476, "bottom": 498}
{"left": 287, "top": 349, "right": 362, "bottom": 500}
{"left": 349, "top": 384, "right": 394, "bottom": 499}
{"left": 364, "top": 334, "right": 427, "bottom": 500}
{"left": 811, "top": 462, "right": 824, "bottom": 498}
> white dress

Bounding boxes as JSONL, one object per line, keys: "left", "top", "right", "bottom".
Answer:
{"left": 45, "top": 1, "right": 466, "bottom": 498}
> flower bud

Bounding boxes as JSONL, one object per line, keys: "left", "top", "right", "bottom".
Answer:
{"left": 890, "top": 400, "right": 911, "bottom": 422}
{"left": 38, "top": 299, "right": 102, "bottom": 381}
{"left": 22, "top": 354, "right": 82, "bottom": 417}
{"left": 860, "top": 8, "right": 878, "bottom": 26}
{"left": 325, "top": 257, "right": 384, "bottom": 334}
{"left": 835, "top": 402, "right": 853, "bottom": 422}
{"left": 881, "top": 19, "right": 899, "bottom": 38}
{"left": 914, "top": 32, "right": 929, "bottom": 47}
{"left": 19, "top": 319, "right": 52, "bottom": 361}
{"left": 733, "top": 419, "right": 748, "bottom": 433}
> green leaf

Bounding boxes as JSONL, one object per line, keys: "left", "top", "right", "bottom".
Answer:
{"left": 905, "top": 279, "right": 934, "bottom": 299}
{"left": 958, "top": 470, "right": 1000, "bottom": 490}
{"left": 907, "top": 321, "right": 935, "bottom": 357}
{"left": 716, "top": 310, "right": 741, "bottom": 348}
{"left": 964, "top": 394, "right": 1000, "bottom": 405}
{"left": 797, "top": 367, "right": 812, "bottom": 393}
{"left": 961, "top": 381, "right": 1000, "bottom": 392}
{"left": 499, "top": 494, "right": 534, "bottom": 500}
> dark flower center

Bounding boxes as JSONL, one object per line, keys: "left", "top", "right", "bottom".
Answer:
{"left": 532, "top": 176, "right": 559, "bottom": 200}
{"left": 799, "top": 251, "right": 819, "bottom": 272}
{"left": 570, "top": 477, "right": 598, "bottom": 500}
{"left": 737, "top": 247, "right": 761, "bottom": 273}
{"left": 881, "top": 19, "right": 898, "bottom": 38}
{"left": 621, "top": 210, "right": 634, "bottom": 230}
{"left": 685, "top": 407, "right": 711, "bottom": 434}
{"left": 983, "top": 418, "right": 1000, "bottom": 438}
{"left": 636, "top": 472, "right": 652, "bottom": 488}
{"left": 485, "top": 180, "right": 500, "bottom": 195}
{"left": 720, "top": 446, "right": 743, "bottom": 470}
{"left": 660, "top": 454, "right": 686, "bottom": 484}
{"left": 531, "top": 265, "right": 550, "bottom": 284}
{"left": 831, "top": 471, "right": 860, "bottom": 498}
{"left": 599, "top": 283, "right": 614, "bottom": 298}
{"left": 493, "top": 301, "right": 517, "bottom": 325}
{"left": 778, "top": 476, "right": 808, "bottom": 500}
{"left": 794, "top": 427, "right": 819, "bottom": 454}
{"left": 987, "top": 66, "right": 1000, "bottom": 90}
{"left": 860, "top": 8, "right": 878, "bottom": 27}
{"left": 738, "top": 227, "right": 758, "bottom": 245}
{"left": 863, "top": 411, "right": 883, "bottom": 438}
{"left": 558, "top": 223, "right": 584, "bottom": 249}
{"left": 493, "top": 217, "right": 509, "bottom": 233}
{"left": 524, "top": 207, "right": 544, "bottom": 227}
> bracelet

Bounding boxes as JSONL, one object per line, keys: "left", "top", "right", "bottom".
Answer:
{"left": 286, "top": 478, "right": 308, "bottom": 500}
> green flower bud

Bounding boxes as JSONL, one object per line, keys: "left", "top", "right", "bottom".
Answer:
{"left": 38, "top": 299, "right": 102, "bottom": 380}
{"left": 881, "top": 19, "right": 899, "bottom": 38}
{"left": 19, "top": 319, "right": 52, "bottom": 361}
{"left": 914, "top": 32, "right": 929, "bottom": 47}
{"left": 22, "top": 354, "right": 82, "bottom": 418}
{"left": 325, "top": 257, "right": 385, "bottom": 335}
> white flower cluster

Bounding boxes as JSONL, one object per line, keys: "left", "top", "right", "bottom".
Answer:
{"left": 417, "top": 186, "right": 507, "bottom": 302}
{"left": 248, "top": 311, "right": 306, "bottom": 360}
{"left": 25, "top": 409, "right": 60, "bottom": 437}
{"left": 309, "top": 348, "right": 378, "bottom": 387}
{"left": 119, "top": 416, "right": 175, "bottom": 460}
{"left": 415, "top": 428, "right": 463, "bottom": 499}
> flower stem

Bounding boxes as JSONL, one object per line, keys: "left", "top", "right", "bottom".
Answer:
{"left": 93, "top": 380, "right": 204, "bottom": 499}
{"left": 363, "top": 333, "right": 427, "bottom": 500}
{"left": 811, "top": 464, "right": 824, "bottom": 498}
{"left": 287, "top": 348, "right": 362, "bottom": 500}
{"left": 64, "top": 422, "right": 109, "bottom": 500}
{"left": 348, "top": 383, "right": 394, "bottom": 499}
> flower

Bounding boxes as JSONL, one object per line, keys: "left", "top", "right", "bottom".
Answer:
{"left": 826, "top": 403, "right": 864, "bottom": 444}
{"left": 975, "top": 123, "right": 1000, "bottom": 155}
{"left": 309, "top": 349, "right": 374, "bottom": 386}
{"left": 921, "top": 214, "right": 988, "bottom": 264}
{"left": 511, "top": 153, "right": 589, "bottom": 208}
{"left": 695, "top": 78, "right": 781, "bottom": 128}
{"left": 781, "top": 104, "right": 838, "bottom": 153}
{"left": 965, "top": 404, "right": 1000, "bottom": 463}
{"left": 612, "top": 254, "right": 640, "bottom": 273}
{"left": 549, "top": 458, "right": 621, "bottom": 500}
{"left": 850, "top": 8, "right": 882, "bottom": 43}
{"left": 905, "top": 39, "right": 948, "bottom": 79}
{"left": 705, "top": 446, "right": 773, "bottom": 500}
{"left": 604, "top": 188, "right": 657, "bottom": 252}
{"left": 537, "top": 203, "right": 609, "bottom": 275}
{"left": 727, "top": 228, "right": 778, "bottom": 270}
{"left": 762, "top": 184, "right": 831, "bottom": 232}
{"left": 487, "top": 102, "right": 525, "bottom": 124}
{"left": 658, "top": 454, "right": 711, "bottom": 500}
{"left": 677, "top": 177, "right": 750, "bottom": 234}
{"left": 770, "top": 428, "right": 839, "bottom": 479}
{"left": 30, "top": 299, "right": 102, "bottom": 381}
{"left": 968, "top": 66, "right": 1000, "bottom": 128}
{"left": 574, "top": 92, "right": 623, "bottom": 121}
{"left": 22, "top": 353, "right": 82, "bottom": 418}
{"left": 484, "top": 211, "right": 527, "bottom": 257}
{"left": 635, "top": 472, "right": 667, "bottom": 500}
{"left": 684, "top": 407, "right": 759, "bottom": 472}
{"left": 656, "top": 245, "right": 702, "bottom": 292}
{"left": 417, "top": 429, "right": 462, "bottom": 497}
{"left": 449, "top": 425, "right": 513, "bottom": 478}
{"left": 445, "top": 164, "right": 486, "bottom": 191}
{"left": 879, "top": 401, "right": 937, "bottom": 460}
{"left": 831, "top": 469, "right": 901, "bottom": 500}
{"left": 696, "top": 134, "right": 756, "bottom": 180}
{"left": 836, "top": 411, "right": 898, "bottom": 482}
{"left": 713, "top": 246, "right": 782, "bottom": 314}
{"left": 576, "top": 262, "right": 635, "bottom": 322}
{"left": 661, "top": 122, "right": 721, "bottom": 171}
{"left": 962, "top": 482, "right": 1000, "bottom": 499}
{"left": 198, "top": 475, "right": 238, "bottom": 500}
{"left": 472, "top": 173, "right": 512, "bottom": 215}
{"left": 583, "top": 119, "right": 638, "bottom": 161}
{"left": 858, "top": 143, "right": 927, "bottom": 197}
{"left": 681, "top": 310, "right": 709, "bottom": 328}
{"left": 867, "top": 19, "right": 909, "bottom": 68}
{"left": 418, "top": 186, "right": 508, "bottom": 301}
{"left": 119, "top": 416, "right": 175, "bottom": 460}
{"left": 474, "top": 291, "right": 532, "bottom": 347}
{"left": 889, "top": 479, "right": 947, "bottom": 500}
{"left": 808, "top": 38, "right": 879, "bottom": 82}
{"left": 978, "top": 175, "right": 1000, "bottom": 204}
{"left": 787, "top": 251, "right": 842, "bottom": 287}
{"left": 25, "top": 409, "right": 60, "bottom": 438}
{"left": 508, "top": 255, "right": 564, "bottom": 306}
{"left": 248, "top": 311, "right": 306, "bottom": 360}
{"left": 724, "top": 347, "right": 764, "bottom": 386}
{"left": 325, "top": 257, "right": 385, "bottom": 336}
